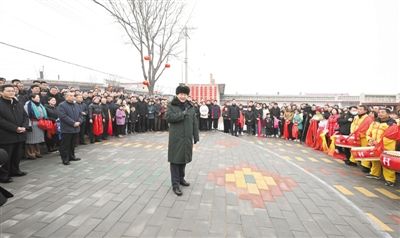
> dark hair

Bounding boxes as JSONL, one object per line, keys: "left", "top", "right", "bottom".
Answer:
{"left": 30, "top": 93, "right": 40, "bottom": 100}
{"left": 358, "top": 105, "right": 369, "bottom": 113}
{"left": 30, "top": 85, "right": 40, "bottom": 90}
{"left": 11, "top": 79, "right": 20, "bottom": 84}
{"left": 0, "top": 77, "right": 6, "bottom": 82}
{"left": 349, "top": 106, "right": 357, "bottom": 110}
{"left": 40, "top": 81, "right": 47, "bottom": 84}
{"left": 47, "top": 97, "right": 56, "bottom": 102}
{"left": 0, "top": 84, "right": 14, "bottom": 92}
{"left": 32, "top": 80, "right": 41, "bottom": 84}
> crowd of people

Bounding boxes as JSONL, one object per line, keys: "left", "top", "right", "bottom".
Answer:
{"left": 0, "top": 77, "right": 171, "bottom": 183}
{"left": 217, "top": 99, "right": 400, "bottom": 187}
{"left": 0, "top": 77, "right": 399, "bottom": 187}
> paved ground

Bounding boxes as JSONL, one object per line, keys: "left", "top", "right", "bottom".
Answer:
{"left": 0, "top": 131, "right": 399, "bottom": 238}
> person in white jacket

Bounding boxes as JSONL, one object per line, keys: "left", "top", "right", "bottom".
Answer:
{"left": 199, "top": 102, "right": 209, "bottom": 131}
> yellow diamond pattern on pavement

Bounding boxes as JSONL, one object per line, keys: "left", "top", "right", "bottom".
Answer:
{"left": 334, "top": 185, "right": 354, "bottom": 196}
{"left": 264, "top": 176, "right": 277, "bottom": 186}
{"left": 225, "top": 174, "right": 235, "bottom": 183}
{"left": 295, "top": 156, "right": 304, "bottom": 162}
{"left": 247, "top": 183, "right": 260, "bottom": 195}
{"left": 375, "top": 188, "right": 400, "bottom": 200}
{"left": 354, "top": 187, "right": 378, "bottom": 198}
{"left": 321, "top": 158, "right": 333, "bottom": 164}
{"left": 366, "top": 213, "right": 393, "bottom": 232}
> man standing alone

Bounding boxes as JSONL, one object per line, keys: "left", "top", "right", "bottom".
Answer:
{"left": 166, "top": 85, "right": 199, "bottom": 196}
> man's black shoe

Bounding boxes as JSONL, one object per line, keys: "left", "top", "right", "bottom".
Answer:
{"left": 180, "top": 181, "right": 190, "bottom": 186}
{"left": 63, "top": 161, "right": 70, "bottom": 165}
{"left": 0, "top": 177, "right": 13, "bottom": 183}
{"left": 70, "top": 158, "right": 81, "bottom": 161}
{"left": 10, "top": 171, "right": 27, "bottom": 177}
{"left": 172, "top": 187, "right": 183, "bottom": 196}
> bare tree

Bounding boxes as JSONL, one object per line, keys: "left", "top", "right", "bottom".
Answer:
{"left": 93, "top": 0, "right": 186, "bottom": 94}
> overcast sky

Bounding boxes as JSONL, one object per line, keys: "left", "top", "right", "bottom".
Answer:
{"left": 0, "top": 0, "right": 398, "bottom": 95}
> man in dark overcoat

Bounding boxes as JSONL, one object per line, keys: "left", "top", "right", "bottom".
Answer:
{"left": 166, "top": 85, "right": 199, "bottom": 196}
{"left": 0, "top": 84, "right": 29, "bottom": 182}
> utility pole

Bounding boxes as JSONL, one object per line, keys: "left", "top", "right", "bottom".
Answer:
{"left": 183, "top": 26, "right": 196, "bottom": 85}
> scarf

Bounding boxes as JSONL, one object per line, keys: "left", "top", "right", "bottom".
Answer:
{"left": 28, "top": 101, "right": 48, "bottom": 119}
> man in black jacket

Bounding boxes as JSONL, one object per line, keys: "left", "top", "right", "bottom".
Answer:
{"left": 136, "top": 96, "right": 147, "bottom": 132}
{"left": 229, "top": 99, "right": 240, "bottom": 136}
{"left": 337, "top": 106, "right": 358, "bottom": 166}
{"left": 0, "top": 85, "right": 29, "bottom": 182}
{"left": 57, "top": 91, "right": 82, "bottom": 165}
{"left": 76, "top": 94, "right": 88, "bottom": 145}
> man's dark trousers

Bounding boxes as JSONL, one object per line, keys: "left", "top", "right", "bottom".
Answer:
{"left": 60, "top": 133, "right": 78, "bottom": 163}
{"left": 170, "top": 163, "right": 186, "bottom": 188}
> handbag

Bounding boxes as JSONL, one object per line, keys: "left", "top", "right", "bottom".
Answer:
{"left": 38, "top": 119, "right": 52, "bottom": 130}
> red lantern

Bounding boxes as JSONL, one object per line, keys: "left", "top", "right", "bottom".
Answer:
{"left": 142, "top": 80, "right": 150, "bottom": 86}
{"left": 144, "top": 56, "right": 151, "bottom": 61}
{"left": 165, "top": 63, "right": 171, "bottom": 68}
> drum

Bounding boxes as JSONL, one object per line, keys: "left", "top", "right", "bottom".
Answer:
{"left": 380, "top": 151, "right": 400, "bottom": 172}
{"left": 351, "top": 147, "right": 380, "bottom": 161}
{"left": 335, "top": 135, "right": 361, "bottom": 148}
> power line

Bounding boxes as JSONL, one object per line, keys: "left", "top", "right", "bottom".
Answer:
{"left": 0, "top": 41, "right": 134, "bottom": 81}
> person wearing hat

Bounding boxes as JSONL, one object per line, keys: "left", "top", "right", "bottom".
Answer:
{"left": 166, "top": 85, "right": 199, "bottom": 196}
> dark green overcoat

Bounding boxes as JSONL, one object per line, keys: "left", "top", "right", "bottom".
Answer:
{"left": 166, "top": 97, "right": 199, "bottom": 164}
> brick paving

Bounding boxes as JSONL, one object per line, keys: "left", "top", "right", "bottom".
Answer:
{"left": 0, "top": 131, "right": 398, "bottom": 237}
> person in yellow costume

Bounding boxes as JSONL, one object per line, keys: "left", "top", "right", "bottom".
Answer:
{"left": 365, "top": 108, "right": 397, "bottom": 186}
{"left": 350, "top": 105, "right": 373, "bottom": 172}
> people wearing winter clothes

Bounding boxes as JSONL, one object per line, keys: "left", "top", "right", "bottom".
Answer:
{"left": 245, "top": 107, "right": 255, "bottom": 135}
{"left": 292, "top": 109, "right": 303, "bottom": 141}
{"left": 211, "top": 100, "right": 221, "bottom": 130}
{"left": 228, "top": 100, "right": 240, "bottom": 136}
{"left": 24, "top": 94, "right": 47, "bottom": 159}
{"left": 0, "top": 84, "right": 29, "bottom": 182}
{"left": 199, "top": 102, "right": 209, "bottom": 131}
{"left": 222, "top": 103, "right": 230, "bottom": 133}
{"left": 116, "top": 105, "right": 126, "bottom": 137}
{"left": 129, "top": 106, "right": 138, "bottom": 134}
{"left": 57, "top": 91, "right": 82, "bottom": 165}
{"left": 147, "top": 101, "right": 156, "bottom": 132}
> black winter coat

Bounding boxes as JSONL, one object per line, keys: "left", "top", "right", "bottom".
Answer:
{"left": 136, "top": 101, "right": 147, "bottom": 116}
{"left": 338, "top": 112, "right": 354, "bottom": 135}
{"left": 229, "top": 105, "right": 240, "bottom": 120}
{"left": 0, "top": 97, "right": 29, "bottom": 145}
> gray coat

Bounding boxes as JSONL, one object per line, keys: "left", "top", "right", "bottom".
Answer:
{"left": 166, "top": 97, "right": 199, "bottom": 164}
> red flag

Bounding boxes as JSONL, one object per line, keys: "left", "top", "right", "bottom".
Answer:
{"left": 283, "top": 120, "right": 290, "bottom": 139}
{"left": 93, "top": 114, "right": 103, "bottom": 136}
{"left": 292, "top": 123, "right": 299, "bottom": 139}
{"left": 306, "top": 120, "right": 318, "bottom": 147}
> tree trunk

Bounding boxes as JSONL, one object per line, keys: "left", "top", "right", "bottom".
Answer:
{"left": 148, "top": 82, "right": 154, "bottom": 95}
